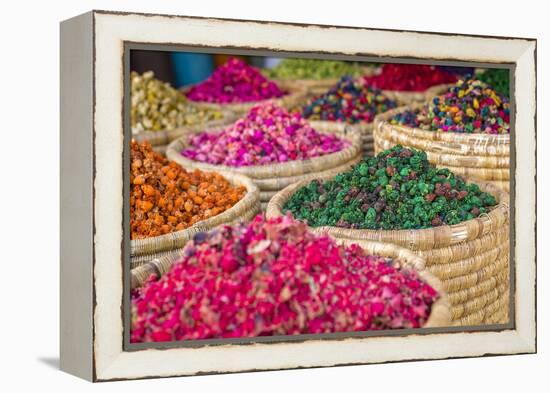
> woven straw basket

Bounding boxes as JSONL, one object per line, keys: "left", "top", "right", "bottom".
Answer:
{"left": 132, "top": 109, "right": 237, "bottom": 147}
{"left": 270, "top": 65, "right": 378, "bottom": 98}
{"left": 131, "top": 171, "right": 260, "bottom": 269}
{"left": 181, "top": 81, "right": 307, "bottom": 115}
{"left": 130, "top": 236, "right": 451, "bottom": 328}
{"left": 266, "top": 174, "right": 510, "bottom": 326}
{"left": 305, "top": 120, "right": 376, "bottom": 157}
{"left": 379, "top": 83, "right": 454, "bottom": 106}
{"left": 373, "top": 103, "right": 510, "bottom": 192}
{"left": 165, "top": 123, "right": 363, "bottom": 207}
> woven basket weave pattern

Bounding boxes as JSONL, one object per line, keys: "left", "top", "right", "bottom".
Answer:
{"left": 373, "top": 101, "right": 510, "bottom": 192}
{"left": 265, "top": 173, "right": 510, "bottom": 325}
{"left": 166, "top": 122, "right": 363, "bottom": 206}
{"left": 132, "top": 109, "right": 238, "bottom": 147}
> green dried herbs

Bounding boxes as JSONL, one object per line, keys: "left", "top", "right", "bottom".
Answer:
{"left": 131, "top": 71, "right": 223, "bottom": 134}
{"left": 283, "top": 146, "right": 498, "bottom": 230}
{"left": 475, "top": 68, "right": 510, "bottom": 98}
{"left": 264, "top": 59, "right": 368, "bottom": 81}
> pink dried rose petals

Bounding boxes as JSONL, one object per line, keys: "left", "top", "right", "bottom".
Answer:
{"left": 131, "top": 214, "right": 439, "bottom": 343}
{"left": 186, "top": 57, "right": 285, "bottom": 103}
{"left": 180, "top": 103, "right": 349, "bottom": 166}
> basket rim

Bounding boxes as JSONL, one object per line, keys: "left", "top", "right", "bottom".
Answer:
{"left": 374, "top": 139, "right": 510, "bottom": 178}
{"left": 132, "top": 108, "right": 237, "bottom": 146}
{"left": 181, "top": 80, "right": 307, "bottom": 110}
{"left": 165, "top": 121, "right": 362, "bottom": 179}
{"left": 377, "top": 82, "right": 454, "bottom": 100}
{"left": 374, "top": 102, "right": 510, "bottom": 145}
{"left": 265, "top": 172, "right": 509, "bottom": 250}
{"left": 130, "top": 169, "right": 260, "bottom": 257}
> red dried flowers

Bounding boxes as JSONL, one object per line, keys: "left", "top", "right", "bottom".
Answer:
{"left": 131, "top": 214, "right": 439, "bottom": 343}
{"left": 362, "top": 64, "right": 457, "bottom": 92}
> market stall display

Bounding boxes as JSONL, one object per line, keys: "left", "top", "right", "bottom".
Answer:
{"left": 264, "top": 58, "right": 376, "bottom": 97}
{"left": 130, "top": 71, "right": 236, "bottom": 151}
{"left": 130, "top": 140, "right": 260, "bottom": 267}
{"left": 130, "top": 214, "right": 450, "bottom": 342}
{"left": 374, "top": 78, "right": 510, "bottom": 191}
{"left": 167, "top": 103, "right": 362, "bottom": 208}
{"left": 361, "top": 64, "right": 458, "bottom": 105}
{"left": 183, "top": 57, "right": 306, "bottom": 114}
{"left": 266, "top": 146, "right": 510, "bottom": 325}
{"left": 301, "top": 76, "right": 397, "bottom": 156}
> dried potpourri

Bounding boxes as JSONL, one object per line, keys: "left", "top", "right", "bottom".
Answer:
{"left": 130, "top": 140, "right": 246, "bottom": 239}
{"left": 390, "top": 78, "right": 510, "bottom": 134}
{"left": 264, "top": 58, "right": 367, "bottom": 80}
{"left": 131, "top": 214, "right": 439, "bottom": 342}
{"left": 186, "top": 58, "right": 285, "bottom": 104}
{"left": 476, "top": 68, "right": 510, "bottom": 98}
{"left": 301, "top": 76, "right": 397, "bottom": 124}
{"left": 130, "top": 71, "right": 223, "bottom": 134}
{"left": 180, "top": 103, "right": 348, "bottom": 167}
{"left": 362, "top": 64, "right": 457, "bottom": 92}
{"left": 283, "top": 145, "right": 497, "bottom": 230}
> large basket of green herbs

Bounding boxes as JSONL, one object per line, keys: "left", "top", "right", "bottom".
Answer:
{"left": 266, "top": 146, "right": 510, "bottom": 326}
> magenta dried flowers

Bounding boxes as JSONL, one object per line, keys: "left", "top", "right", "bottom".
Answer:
{"left": 131, "top": 214, "right": 439, "bottom": 343}
{"left": 186, "top": 57, "right": 285, "bottom": 104}
{"left": 180, "top": 103, "right": 349, "bottom": 166}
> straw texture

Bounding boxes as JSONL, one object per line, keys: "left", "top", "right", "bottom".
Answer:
{"left": 130, "top": 237, "right": 451, "bottom": 328}
{"left": 308, "top": 120, "right": 376, "bottom": 157}
{"left": 129, "top": 204, "right": 259, "bottom": 269}
{"left": 265, "top": 173, "right": 510, "bottom": 325}
{"left": 181, "top": 81, "right": 307, "bottom": 115}
{"left": 130, "top": 170, "right": 260, "bottom": 267}
{"left": 132, "top": 109, "right": 237, "bottom": 147}
{"left": 380, "top": 83, "right": 454, "bottom": 106}
{"left": 166, "top": 122, "right": 362, "bottom": 209}
{"left": 373, "top": 103, "right": 510, "bottom": 191}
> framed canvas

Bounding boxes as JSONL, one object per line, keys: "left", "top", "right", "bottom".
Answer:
{"left": 60, "top": 10, "right": 536, "bottom": 382}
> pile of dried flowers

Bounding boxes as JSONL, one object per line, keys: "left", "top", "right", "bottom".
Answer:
{"left": 181, "top": 103, "right": 348, "bottom": 166}
{"left": 131, "top": 214, "right": 439, "bottom": 342}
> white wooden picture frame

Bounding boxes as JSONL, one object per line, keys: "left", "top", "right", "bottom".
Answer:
{"left": 60, "top": 10, "right": 536, "bottom": 382}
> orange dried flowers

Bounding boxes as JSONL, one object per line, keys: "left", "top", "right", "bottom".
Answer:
{"left": 130, "top": 140, "right": 246, "bottom": 239}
